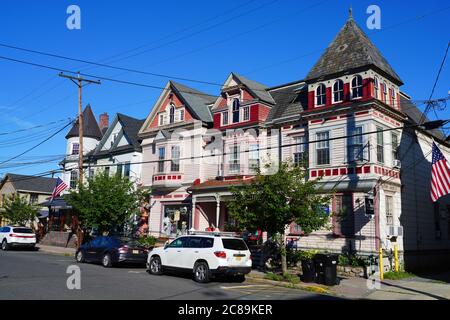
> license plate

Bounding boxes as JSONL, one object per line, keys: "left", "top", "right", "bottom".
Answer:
{"left": 133, "top": 250, "right": 139, "bottom": 255}
{"left": 235, "top": 257, "right": 241, "bottom": 261}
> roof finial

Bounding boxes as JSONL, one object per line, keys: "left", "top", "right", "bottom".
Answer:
{"left": 349, "top": 5, "right": 353, "bottom": 20}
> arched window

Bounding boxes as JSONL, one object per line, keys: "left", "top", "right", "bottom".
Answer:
{"left": 169, "top": 104, "right": 175, "bottom": 124}
{"left": 333, "top": 80, "right": 344, "bottom": 103}
{"left": 351, "top": 75, "right": 363, "bottom": 99}
{"left": 316, "top": 84, "right": 326, "bottom": 106}
{"left": 374, "top": 77, "right": 379, "bottom": 99}
{"left": 232, "top": 98, "right": 240, "bottom": 123}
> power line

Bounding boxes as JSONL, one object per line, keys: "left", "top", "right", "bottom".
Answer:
{"left": 0, "top": 121, "right": 74, "bottom": 166}
{"left": 0, "top": 118, "right": 73, "bottom": 136}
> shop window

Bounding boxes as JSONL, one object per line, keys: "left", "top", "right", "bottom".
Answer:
{"left": 162, "top": 205, "right": 191, "bottom": 237}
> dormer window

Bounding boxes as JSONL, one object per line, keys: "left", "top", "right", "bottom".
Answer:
{"left": 351, "top": 75, "right": 363, "bottom": 99}
{"left": 232, "top": 98, "right": 240, "bottom": 123}
{"left": 333, "top": 80, "right": 344, "bottom": 103}
{"left": 169, "top": 104, "right": 175, "bottom": 124}
{"left": 222, "top": 111, "right": 229, "bottom": 126}
{"left": 316, "top": 84, "right": 326, "bottom": 106}
{"left": 242, "top": 106, "right": 250, "bottom": 121}
{"left": 374, "top": 77, "right": 379, "bottom": 99}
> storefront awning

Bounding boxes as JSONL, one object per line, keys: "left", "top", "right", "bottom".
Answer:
{"left": 39, "top": 197, "right": 72, "bottom": 209}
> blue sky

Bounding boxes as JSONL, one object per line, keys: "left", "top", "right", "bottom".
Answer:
{"left": 0, "top": 0, "right": 449, "bottom": 177}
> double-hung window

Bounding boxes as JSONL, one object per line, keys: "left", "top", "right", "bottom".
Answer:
{"left": 169, "top": 104, "right": 175, "bottom": 124}
{"left": 243, "top": 106, "right": 250, "bottom": 121}
{"left": 374, "top": 77, "right": 379, "bottom": 99}
{"left": 159, "top": 114, "right": 165, "bottom": 126}
{"left": 229, "top": 145, "right": 240, "bottom": 173}
{"left": 348, "top": 126, "right": 364, "bottom": 162}
{"left": 71, "top": 143, "right": 80, "bottom": 155}
{"left": 158, "top": 147, "right": 165, "bottom": 173}
{"left": 232, "top": 99, "right": 240, "bottom": 124}
{"left": 222, "top": 111, "right": 229, "bottom": 126}
{"left": 333, "top": 80, "right": 344, "bottom": 103}
{"left": 391, "top": 133, "right": 399, "bottom": 162}
{"left": 386, "top": 196, "right": 394, "bottom": 226}
{"left": 316, "top": 131, "right": 330, "bottom": 165}
{"left": 382, "top": 83, "right": 388, "bottom": 103}
{"left": 124, "top": 162, "right": 131, "bottom": 178}
{"left": 391, "top": 87, "right": 396, "bottom": 108}
{"left": 248, "top": 144, "right": 260, "bottom": 173}
{"left": 294, "top": 136, "right": 307, "bottom": 166}
{"left": 351, "top": 75, "right": 363, "bottom": 99}
{"left": 179, "top": 109, "right": 185, "bottom": 121}
{"left": 70, "top": 170, "right": 78, "bottom": 189}
{"left": 376, "top": 127, "right": 384, "bottom": 163}
{"left": 171, "top": 146, "right": 180, "bottom": 172}
{"left": 316, "top": 84, "right": 326, "bottom": 106}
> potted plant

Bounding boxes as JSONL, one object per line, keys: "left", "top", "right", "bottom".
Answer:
{"left": 298, "top": 250, "right": 319, "bottom": 283}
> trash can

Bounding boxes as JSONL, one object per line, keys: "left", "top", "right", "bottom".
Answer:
{"left": 300, "top": 259, "right": 316, "bottom": 283}
{"left": 314, "top": 254, "right": 339, "bottom": 286}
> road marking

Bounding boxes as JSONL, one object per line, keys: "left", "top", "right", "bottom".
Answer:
{"left": 128, "top": 271, "right": 145, "bottom": 274}
{"left": 220, "top": 284, "right": 271, "bottom": 290}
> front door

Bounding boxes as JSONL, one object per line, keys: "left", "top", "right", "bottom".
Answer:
{"left": 163, "top": 237, "right": 188, "bottom": 269}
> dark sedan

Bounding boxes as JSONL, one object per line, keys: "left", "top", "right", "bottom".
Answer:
{"left": 75, "top": 236, "right": 149, "bottom": 268}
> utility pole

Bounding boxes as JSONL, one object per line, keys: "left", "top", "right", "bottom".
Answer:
{"left": 59, "top": 72, "right": 100, "bottom": 186}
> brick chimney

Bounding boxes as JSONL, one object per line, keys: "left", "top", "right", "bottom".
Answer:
{"left": 99, "top": 113, "right": 109, "bottom": 131}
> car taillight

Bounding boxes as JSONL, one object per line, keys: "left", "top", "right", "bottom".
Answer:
{"left": 214, "top": 251, "right": 227, "bottom": 259}
{"left": 9, "top": 234, "right": 35, "bottom": 238}
{"left": 118, "top": 246, "right": 129, "bottom": 254}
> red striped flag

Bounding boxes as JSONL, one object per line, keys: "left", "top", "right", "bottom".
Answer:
{"left": 431, "top": 142, "right": 450, "bottom": 202}
{"left": 51, "top": 178, "right": 68, "bottom": 201}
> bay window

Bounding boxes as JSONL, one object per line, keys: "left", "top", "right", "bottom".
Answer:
{"left": 171, "top": 146, "right": 180, "bottom": 172}
{"left": 376, "top": 127, "right": 384, "bottom": 163}
{"left": 158, "top": 147, "right": 165, "bottom": 173}
{"left": 229, "top": 145, "right": 240, "bottom": 173}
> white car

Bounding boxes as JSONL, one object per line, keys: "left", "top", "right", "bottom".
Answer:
{"left": 0, "top": 226, "right": 36, "bottom": 251}
{"left": 146, "top": 232, "right": 252, "bottom": 283}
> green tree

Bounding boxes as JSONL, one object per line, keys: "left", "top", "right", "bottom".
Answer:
{"left": 227, "top": 161, "right": 332, "bottom": 273}
{"left": 1, "top": 194, "right": 38, "bottom": 227}
{"left": 65, "top": 171, "right": 149, "bottom": 234}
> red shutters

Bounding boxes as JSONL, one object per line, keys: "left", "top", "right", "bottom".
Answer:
{"left": 397, "top": 93, "right": 401, "bottom": 111}
{"left": 326, "top": 87, "right": 332, "bottom": 106}
{"left": 343, "top": 83, "right": 350, "bottom": 102}
{"left": 213, "top": 113, "right": 221, "bottom": 128}
{"left": 308, "top": 91, "right": 315, "bottom": 109}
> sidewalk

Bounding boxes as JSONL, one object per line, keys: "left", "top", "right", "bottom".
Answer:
{"left": 248, "top": 270, "right": 450, "bottom": 300}
{"left": 36, "top": 244, "right": 76, "bottom": 257}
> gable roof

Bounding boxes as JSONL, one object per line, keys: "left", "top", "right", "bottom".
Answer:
{"left": 305, "top": 17, "right": 402, "bottom": 85}
{"left": 1, "top": 174, "right": 57, "bottom": 194}
{"left": 66, "top": 104, "right": 103, "bottom": 140}
{"left": 93, "top": 113, "right": 145, "bottom": 157}
{"left": 170, "top": 81, "right": 216, "bottom": 123}
{"left": 266, "top": 81, "right": 307, "bottom": 124}
{"left": 232, "top": 73, "right": 275, "bottom": 105}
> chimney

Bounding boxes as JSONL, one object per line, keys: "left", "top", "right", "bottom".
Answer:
{"left": 99, "top": 113, "right": 109, "bottom": 131}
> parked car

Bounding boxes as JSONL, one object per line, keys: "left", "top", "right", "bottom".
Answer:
{"left": 75, "top": 236, "right": 149, "bottom": 267}
{"left": 146, "top": 233, "right": 252, "bottom": 283}
{"left": 0, "top": 226, "right": 36, "bottom": 251}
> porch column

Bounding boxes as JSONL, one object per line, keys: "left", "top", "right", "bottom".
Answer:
{"left": 191, "top": 196, "right": 196, "bottom": 231}
{"left": 215, "top": 195, "right": 220, "bottom": 231}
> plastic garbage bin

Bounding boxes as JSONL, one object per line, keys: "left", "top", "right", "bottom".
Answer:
{"left": 314, "top": 254, "right": 339, "bottom": 286}
{"left": 300, "top": 259, "right": 316, "bottom": 283}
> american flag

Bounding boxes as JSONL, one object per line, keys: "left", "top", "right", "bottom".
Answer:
{"left": 51, "top": 178, "right": 68, "bottom": 201}
{"left": 431, "top": 142, "right": 450, "bottom": 202}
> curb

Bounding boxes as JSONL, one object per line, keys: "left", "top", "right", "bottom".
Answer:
{"left": 246, "top": 274, "right": 332, "bottom": 295}
{"left": 36, "top": 245, "right": 76, "bottom": 257}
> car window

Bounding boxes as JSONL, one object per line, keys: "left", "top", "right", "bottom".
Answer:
{"left": 13, "top": 228, "right": 33, "bottom": 234}
{"left": 201, "top": 238, "right": 214, "bottom": 248}
{"left": 4, "top": 227, "right": 10, "bottom": 232}
{"left": 98, "top": 237, "right": 111, "bottom": 247}
{"left": 90, "top": 237, "right": 102, "bottom": 247}
{"left": 168, "top": 237, "right": 188, "bottom": 248}
{"left": 222, "top": 239, "right": 248, "bottom": 251}
{"left": 187, "top": 237, "right": 203, "bottom": 248}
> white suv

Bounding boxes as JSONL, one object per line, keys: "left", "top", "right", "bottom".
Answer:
{"left": 0, "top": 226, "right": 36, "bottom": 251}
{"left": 146, "top": 233, "right": 252, "bottom": 283}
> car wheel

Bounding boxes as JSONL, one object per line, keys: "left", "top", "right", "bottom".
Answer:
{"left": 76, "top": 250, "right": 85, "bottom": 263}
{"left": 148, "top": 256, "right": 163, "bottom": 275}
{"left": 194, "top": 262, "right": 210, "bottom": 283}
{"left": 102, "top": 253, "right": 113, "bottom": 268}
{"left": 1, "top": 239, "right": 9, "bottom": 251}
{"left": 233, "top": 275, "right": 246, "bottom": 283}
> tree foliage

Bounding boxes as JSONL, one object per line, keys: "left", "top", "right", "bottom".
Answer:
{"left": 1, "top": 194, "right": 38, "bottom": 226}
{"left": 228, "top": 161, "right": 332, "bottom": 235}
{"left": 65, "top": 171, "right": 149, "bottom": 233}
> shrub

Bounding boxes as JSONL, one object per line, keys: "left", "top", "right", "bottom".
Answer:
{"left": 383, "top": 271, "right": 415, "bottom": 280}
{"left": 137, "top": 235, "right": 157, "bottom": 248}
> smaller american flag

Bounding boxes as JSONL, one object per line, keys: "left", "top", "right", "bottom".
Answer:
{"left": 51, "top": 178, "right": 68, "bottom": 201}
{"left": 431, "top": 142, "right": 450, "bottom": 202}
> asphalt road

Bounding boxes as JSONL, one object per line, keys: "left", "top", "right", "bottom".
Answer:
{"left": 0, "top": 249, "right": 335, "bottom": 300}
